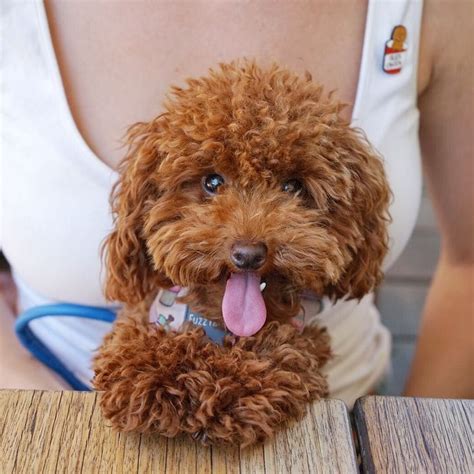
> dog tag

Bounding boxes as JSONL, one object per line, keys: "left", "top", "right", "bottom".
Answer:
{"left": 158, "top": 286, "right": 181, "bottom": 307}
{"left": 150, "top": 288, "right": 187, "bottom": 331}
{"left": 383, "top": 25, "right": 407, "bottom": 74}
{"left": 185, "top": 308, "right": 229, "bottom": 344}
{"left": 150, "top": 288, "right": 228, "bottom": 344}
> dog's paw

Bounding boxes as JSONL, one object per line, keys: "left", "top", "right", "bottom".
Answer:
{"left": 93, "top": 318, "right": 329, "bottom": 446}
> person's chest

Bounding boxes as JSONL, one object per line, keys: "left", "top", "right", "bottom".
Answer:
{"left": 46, "top": 0, "right": 369, "bottom": 169}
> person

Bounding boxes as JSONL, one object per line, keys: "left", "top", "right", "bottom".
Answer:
{"left": 1, "top": 0, "right": 472, "bottom": 401}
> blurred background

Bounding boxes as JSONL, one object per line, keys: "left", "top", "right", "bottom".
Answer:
{"left": 378, "top": 185, "right": 440, "bottom": 394}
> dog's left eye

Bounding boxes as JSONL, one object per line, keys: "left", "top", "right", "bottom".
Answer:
{"left": 202, "top": 174, "right": 225, "bottom": 195}
{"left": 282, "top": 179, "right": 303, "bottom": 194}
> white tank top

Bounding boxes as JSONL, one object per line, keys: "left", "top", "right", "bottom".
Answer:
{"left": 1, "top": 0, "right": 423, "bottom": 405}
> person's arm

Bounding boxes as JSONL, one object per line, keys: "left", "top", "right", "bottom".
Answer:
{"left": 0, "top": 275, "right": 66, "bottom": 390}
{"left": 404, "top": 1, "right": 474, "bottom": 398}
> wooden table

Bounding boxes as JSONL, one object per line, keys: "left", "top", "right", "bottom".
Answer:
{"left": 1, "top": 391, "right": 472, "bottom": 474}
{"left": 0, "top": 390, "right": 357, "bottom": 474}
{"left": 354, "top": 396, "right": 473, "bottom": 474}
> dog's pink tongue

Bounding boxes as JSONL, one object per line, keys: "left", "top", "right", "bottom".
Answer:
{"left": 222, "top": 272, "right": 266, "bottom": 337}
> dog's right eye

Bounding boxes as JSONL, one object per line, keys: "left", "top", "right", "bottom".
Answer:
{"left": 202, "top": 174, "right": 225, "bottom": 195}
{"left": 282, "top": 179, "right": 303, "bottom": 195}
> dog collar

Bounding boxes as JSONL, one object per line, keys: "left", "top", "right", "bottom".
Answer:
{"left": 149, "top": 287, "right": 229, "bottom": 345}
{"left": 149, "top": 287, "right": 323, "bottom": 341}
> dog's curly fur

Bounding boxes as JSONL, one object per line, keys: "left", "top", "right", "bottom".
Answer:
{"left": 93, "top": 60, "right": 390, "bottom": 446}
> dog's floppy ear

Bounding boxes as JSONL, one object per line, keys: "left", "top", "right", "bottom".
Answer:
{"left": 323, "top": 128, "right": 391, "bottom": 300}
{"left": 103, "top": 119, "right": 170, "bottom": 304}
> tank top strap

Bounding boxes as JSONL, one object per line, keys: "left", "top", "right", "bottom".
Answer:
{"left": 2, "top": 0, "right": 50, "bottom": 96}
{"left": 352, "top": 0, "right": 424, "bottom": 125}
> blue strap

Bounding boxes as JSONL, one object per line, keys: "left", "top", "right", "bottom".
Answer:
{"left": 15, "top": 304, "right": 116, "bottom": 391}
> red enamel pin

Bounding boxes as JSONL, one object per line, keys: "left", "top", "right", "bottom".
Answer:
{"left": 383, "top": 25, "right": 407, "bottom": 74}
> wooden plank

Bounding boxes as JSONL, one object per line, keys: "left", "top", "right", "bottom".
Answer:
{"left": 211, "top": 445, "right": 241, "bottom": 474}
{"left": 264, "top": 400, "right": 358, "bottom": 474}
{"left": 166, "top": 435, "right": 211, "bottom": 474}
{"left": 354, "top": 396, "right": 473, "bottom": 473}
{"left": 136, "top": 433, "right": 168, "bottom": 473}
{"left": 0, "top": 390, "right": 356, "bottom": 473}
{"left": 0, "top": 390, "right": 37, "bottom": 473}
{"left": 240, "top": 443, "right": 266, "bottom": 474}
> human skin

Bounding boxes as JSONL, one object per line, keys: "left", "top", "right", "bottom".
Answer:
{"left": 404, "top": 0, "right": 473, "bottom": 397}
{"left": 1, "top": 0, "right": 472, "bottom": 396}
{"left": 0, "top": 287, "right": 66, "bottom": 389}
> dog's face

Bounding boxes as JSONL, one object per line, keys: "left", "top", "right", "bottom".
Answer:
{"left": 105, "top": 61, "right": 390, "bottom": 335}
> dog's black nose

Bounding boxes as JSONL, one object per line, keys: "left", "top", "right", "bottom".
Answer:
{"left": 231, "top": 242, "right": 267, "bottom": 270}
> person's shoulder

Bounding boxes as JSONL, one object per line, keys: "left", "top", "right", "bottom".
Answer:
{"left": 418, "top": 0, "right": 472, "bottom": 95}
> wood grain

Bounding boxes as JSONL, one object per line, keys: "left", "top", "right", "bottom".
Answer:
{"left": 264, "top": 401, "right": 358, "bottom": 474}
{"left": 354, "top": 396, "right": 473, "bottom": 474}
{"left": 0, "top": 390, "right": 357, "bottom": 473}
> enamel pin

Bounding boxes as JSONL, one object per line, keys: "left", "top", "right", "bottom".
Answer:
{"left": 383, "top": 25, "right": 407, "bottom": 74}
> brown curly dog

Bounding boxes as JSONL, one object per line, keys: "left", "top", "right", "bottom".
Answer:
{"left": 93, "top": 60, "right": 390, "bottom": 447}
